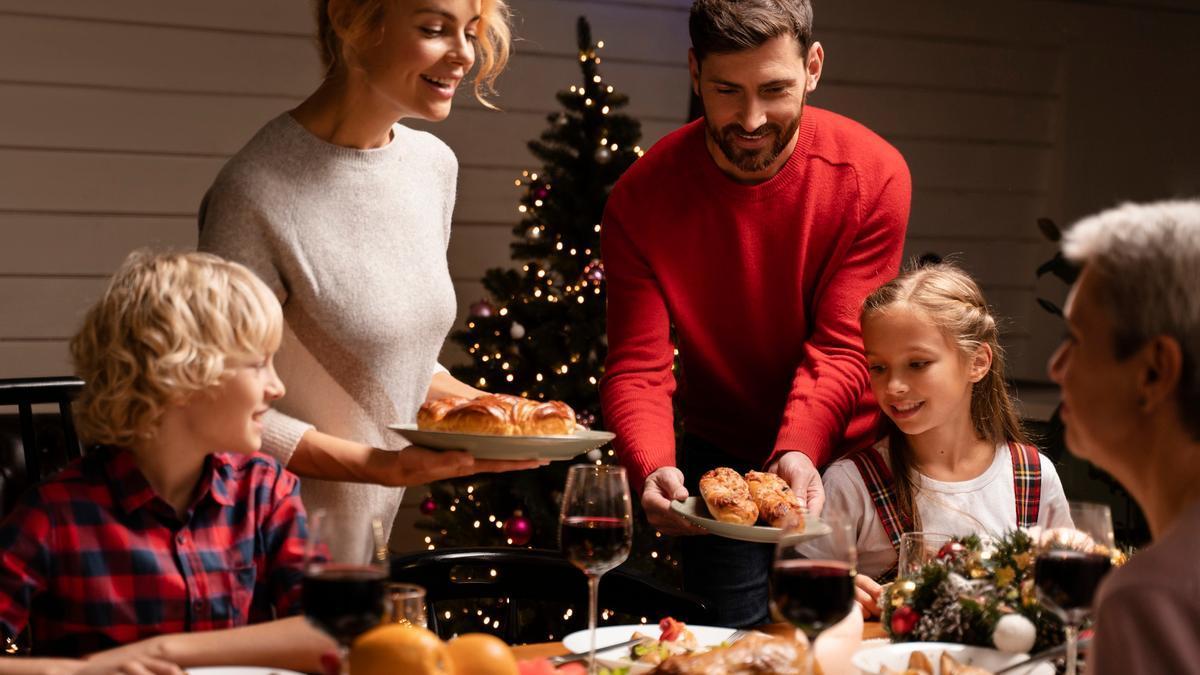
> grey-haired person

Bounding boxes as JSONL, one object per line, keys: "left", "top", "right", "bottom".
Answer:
{"left": 1048, "top": 200, "right": 1200, "bottom": 673}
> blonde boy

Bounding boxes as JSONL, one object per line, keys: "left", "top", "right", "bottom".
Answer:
{"left": 0, "top": 252, "right": 333, "bottom": 674}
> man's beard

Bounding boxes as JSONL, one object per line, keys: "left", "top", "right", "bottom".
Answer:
{"left": 708, "top": 114, "right": 801, "bottom": 174}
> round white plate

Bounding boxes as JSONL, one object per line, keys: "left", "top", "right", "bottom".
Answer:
{"left": 852, "top": 641, "right": 1055, "bottom": 675}
{"left": 186, "top": 662, "right": 307, "bottom": 667}
{"left": 670, "top": 496, "right": 831, "bottom": 544}
{"left": 562, "top": 624, "right": 736, "bottom": 674}
{"left": 388, "top": 424, "right": 614, "bottom": 460}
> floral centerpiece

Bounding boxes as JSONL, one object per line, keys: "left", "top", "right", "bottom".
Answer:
{"left": 881, "top": 529, "right": 1123, "bottom": 653}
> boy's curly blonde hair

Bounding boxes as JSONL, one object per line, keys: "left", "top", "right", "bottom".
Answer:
{"left": 70, "top": 251, "right": 283, "bottom": 447}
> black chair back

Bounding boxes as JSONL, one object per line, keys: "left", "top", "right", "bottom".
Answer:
{"left": 0, "top": 377, "right": 85, "bottom": 517}
{"left": 390, "top": 547, "right": 711, "bottom": 643}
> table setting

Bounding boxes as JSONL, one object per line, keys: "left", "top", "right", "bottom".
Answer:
{"left": 285, "top": 418, "right": 1119, "bottom": 675}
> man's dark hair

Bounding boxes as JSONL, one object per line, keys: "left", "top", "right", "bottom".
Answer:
{"left": 689, "top": 0, "right": 813, "bottom": 63}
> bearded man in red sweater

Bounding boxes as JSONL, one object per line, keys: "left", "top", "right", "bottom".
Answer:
{"left": 600, "top": 0, "right": 911, "bottom": 626}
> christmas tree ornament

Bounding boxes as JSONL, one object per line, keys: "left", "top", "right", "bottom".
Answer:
{"left": 510, "top": 321, "right": 526, "bottom": 339}
{"left": 992, "top": 614, "right": 1037, "bottom": 653}
{"left": 586, "top": 448, "right": 602, "bottom": 461}
{"left": 469, "top": 300, "right": 494, "bottom": 318}
{"left": 594, "top": 147, "right": 612, "bottom": 164}
{"left": 890, "top": 606, "right": 919, "bottom": 636}
{"left": 577, "top": 410, "right": 596, "bottom": 428}
{"left": 419, "top": 494, "right": 436, "bottom": 515}
{"left": 889, "top": 578, "right": 916, "bottom": 607}
{"left": 937, "top": 540, "right": 966, "bottom": 561}
{"left": 504, "top": 510, "right": 533, "bottom": 546}
{"left": 582, "top": 260, "right": 605, "bottom": 283}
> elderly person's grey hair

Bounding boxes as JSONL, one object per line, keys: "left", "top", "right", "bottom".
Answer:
{"left": 1062, "top": 199, "right": 1200, "bottom": 437}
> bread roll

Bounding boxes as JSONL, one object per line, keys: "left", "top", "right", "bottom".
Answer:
{"left": 437, "top": 395, "right": 516, "bottom": 435}
{"left": 745, "top": 470, "right": 805, "bottom": 529}
{"left": 512, "top": 399, "right": 577, "bottom": 435}
{"left": 417, "top": 394, "right": 577, "bottom": 436}
{"left": 416, "top": 396, "right": 469, "bottom": 431}
{"left": 698, "top": 468, "right": 758, "bottom": 526}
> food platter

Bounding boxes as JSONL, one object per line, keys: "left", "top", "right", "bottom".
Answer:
{"left": 389, "top": 424, "right": 614, "bottom": 461}
{"left": 670, "top": 496, "right": 830, "bottom": 544}
{"left": 562, "top": 624, "right": 737, "bottom": 674}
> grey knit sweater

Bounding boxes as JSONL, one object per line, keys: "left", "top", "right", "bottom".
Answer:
{"left": 199, "top": 113, "right": 458, "bottom": 561}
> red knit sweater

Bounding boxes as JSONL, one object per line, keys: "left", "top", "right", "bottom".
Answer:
{"left": 600, "top": 107, "right": 911, "bottom": 493}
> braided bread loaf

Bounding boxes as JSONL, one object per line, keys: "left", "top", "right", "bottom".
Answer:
{"left": 417, "top": 394, "right": 577, "bottom": 436}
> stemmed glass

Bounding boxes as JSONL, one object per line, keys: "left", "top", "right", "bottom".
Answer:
{"left": 772, "top": 516, "right": 858, "bottom": 675}
{"left": 559, "top": 464, "right": 633, "bottom": 675}
{"left": 897, "top": 532, "right": 953, "bottom": 579}
{"left": 1034, "top": 501, "right": 1115, "bottom": 675}
{"left": 302, "top": 510, "right": 390, "bottom": 674}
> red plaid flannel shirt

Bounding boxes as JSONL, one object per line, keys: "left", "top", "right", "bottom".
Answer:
{"left": 0, "top": 446, "right": 308, "bottom": 656}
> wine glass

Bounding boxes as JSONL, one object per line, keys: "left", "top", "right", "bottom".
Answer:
{"left": 897, "top": 532, "right": 952, "bottom": 579}
{"left": 772, "top": 515, "right": 858, "bottom": 675}
{"left": 1034, "top": 501, "right": 1115, "bottom": 675}
{"left": 559, "top": 464, "right": 633, "bottom": 675}
{"left": 302, "top": 510, "right": 389, "bottom": 674}
{"left": 384, "top": 582, "right": 428, "bottom": 628}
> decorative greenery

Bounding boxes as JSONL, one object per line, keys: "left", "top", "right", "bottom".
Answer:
{"left": 881, "top": 531, "right": 1066, "bottom": 652}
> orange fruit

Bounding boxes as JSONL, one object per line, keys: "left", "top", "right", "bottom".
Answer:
{"left": 446, "top": 633, "right": 519, "bottom": 675}
{"left": 351, "top": 623, "right": 451, "bottom": 675}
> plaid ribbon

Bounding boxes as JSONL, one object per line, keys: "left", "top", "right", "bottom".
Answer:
{"left": 1010, "top": 442, "right": 1042, "bottom": 528}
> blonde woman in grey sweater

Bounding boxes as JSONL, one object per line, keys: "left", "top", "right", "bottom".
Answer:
{"left": 199, "top": 0, "right": 539, "bottom": 561}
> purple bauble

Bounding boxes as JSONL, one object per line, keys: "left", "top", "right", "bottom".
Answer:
{"left": 504, "top": 510, "right": 533, "bottom": 546}
{"left": 419, "top": 495, "right": 436, "bottom": 515}
{"left": 469, "top": 299, "right": 495, "bottom": 318}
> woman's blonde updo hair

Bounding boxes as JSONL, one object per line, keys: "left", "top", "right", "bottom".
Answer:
{"left": 316, "top": 0, "right": 512, "bottom": 107}
{"left": 861, "top": 261, "right": 1027, "bottom": 529}
{"left": 70, "top": 251, "right": 283, "bottom": 447}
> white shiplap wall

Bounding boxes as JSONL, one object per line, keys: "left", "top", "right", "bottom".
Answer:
{"left": 2, "top": 0, "right": 1199, "bottom": 387}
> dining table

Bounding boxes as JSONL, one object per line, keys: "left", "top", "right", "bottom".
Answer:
{"left": 510, "top": 619, "right": 889, "bottom": 660}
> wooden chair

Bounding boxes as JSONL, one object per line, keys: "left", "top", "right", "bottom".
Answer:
{"left": 390, "top": 547, "right": 712, "bottom": 643}
{"left": 0, "top": 376, "right": 85, "bottom": 517}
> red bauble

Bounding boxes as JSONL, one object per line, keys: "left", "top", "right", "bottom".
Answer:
{"left": 937, "top": 541, "right": 966, "bottom": 560}
{"left": 504, "top": 510, "right": 533, "bottom": 546}
{"left": 419, "top": 495, "right": 436, "bottom": 515}
{"left": 890, "top": 606, "right": 919, "bottom": 635}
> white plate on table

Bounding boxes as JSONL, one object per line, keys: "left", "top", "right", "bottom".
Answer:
{"left": 670, "top": 496, "right": 831, "bottom": 544}
{"left": 388, "top": 424, "right": 614, "bottom": 461}
{"left": 186, "top": 662, "right": 307, "bottom": 667}
{"left": 563, "top": 624, "right": 736, "bottom": 674}
{"left": 852, "top": 642, "right": 1055, "bottom": 674}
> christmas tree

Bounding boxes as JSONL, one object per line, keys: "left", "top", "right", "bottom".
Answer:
{"left": 413, "top": 17, "right": 678, "bottom": 637}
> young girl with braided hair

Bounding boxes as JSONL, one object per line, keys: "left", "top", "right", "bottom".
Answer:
{"left": 815, "top": 262, "right": 1071, "bottom": 615}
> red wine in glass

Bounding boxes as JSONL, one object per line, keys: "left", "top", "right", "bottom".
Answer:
{"left": 771, "top": 559, "right": 856, "bottom": 640}
{"left": 561, "top": 515, "right": 632, "bottom": 576}
{"left": 1034, "top": 550, "right": 1112, "bottom": 622}
{"left": 303, "top": 563, "right": 387, "bottom": 646}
